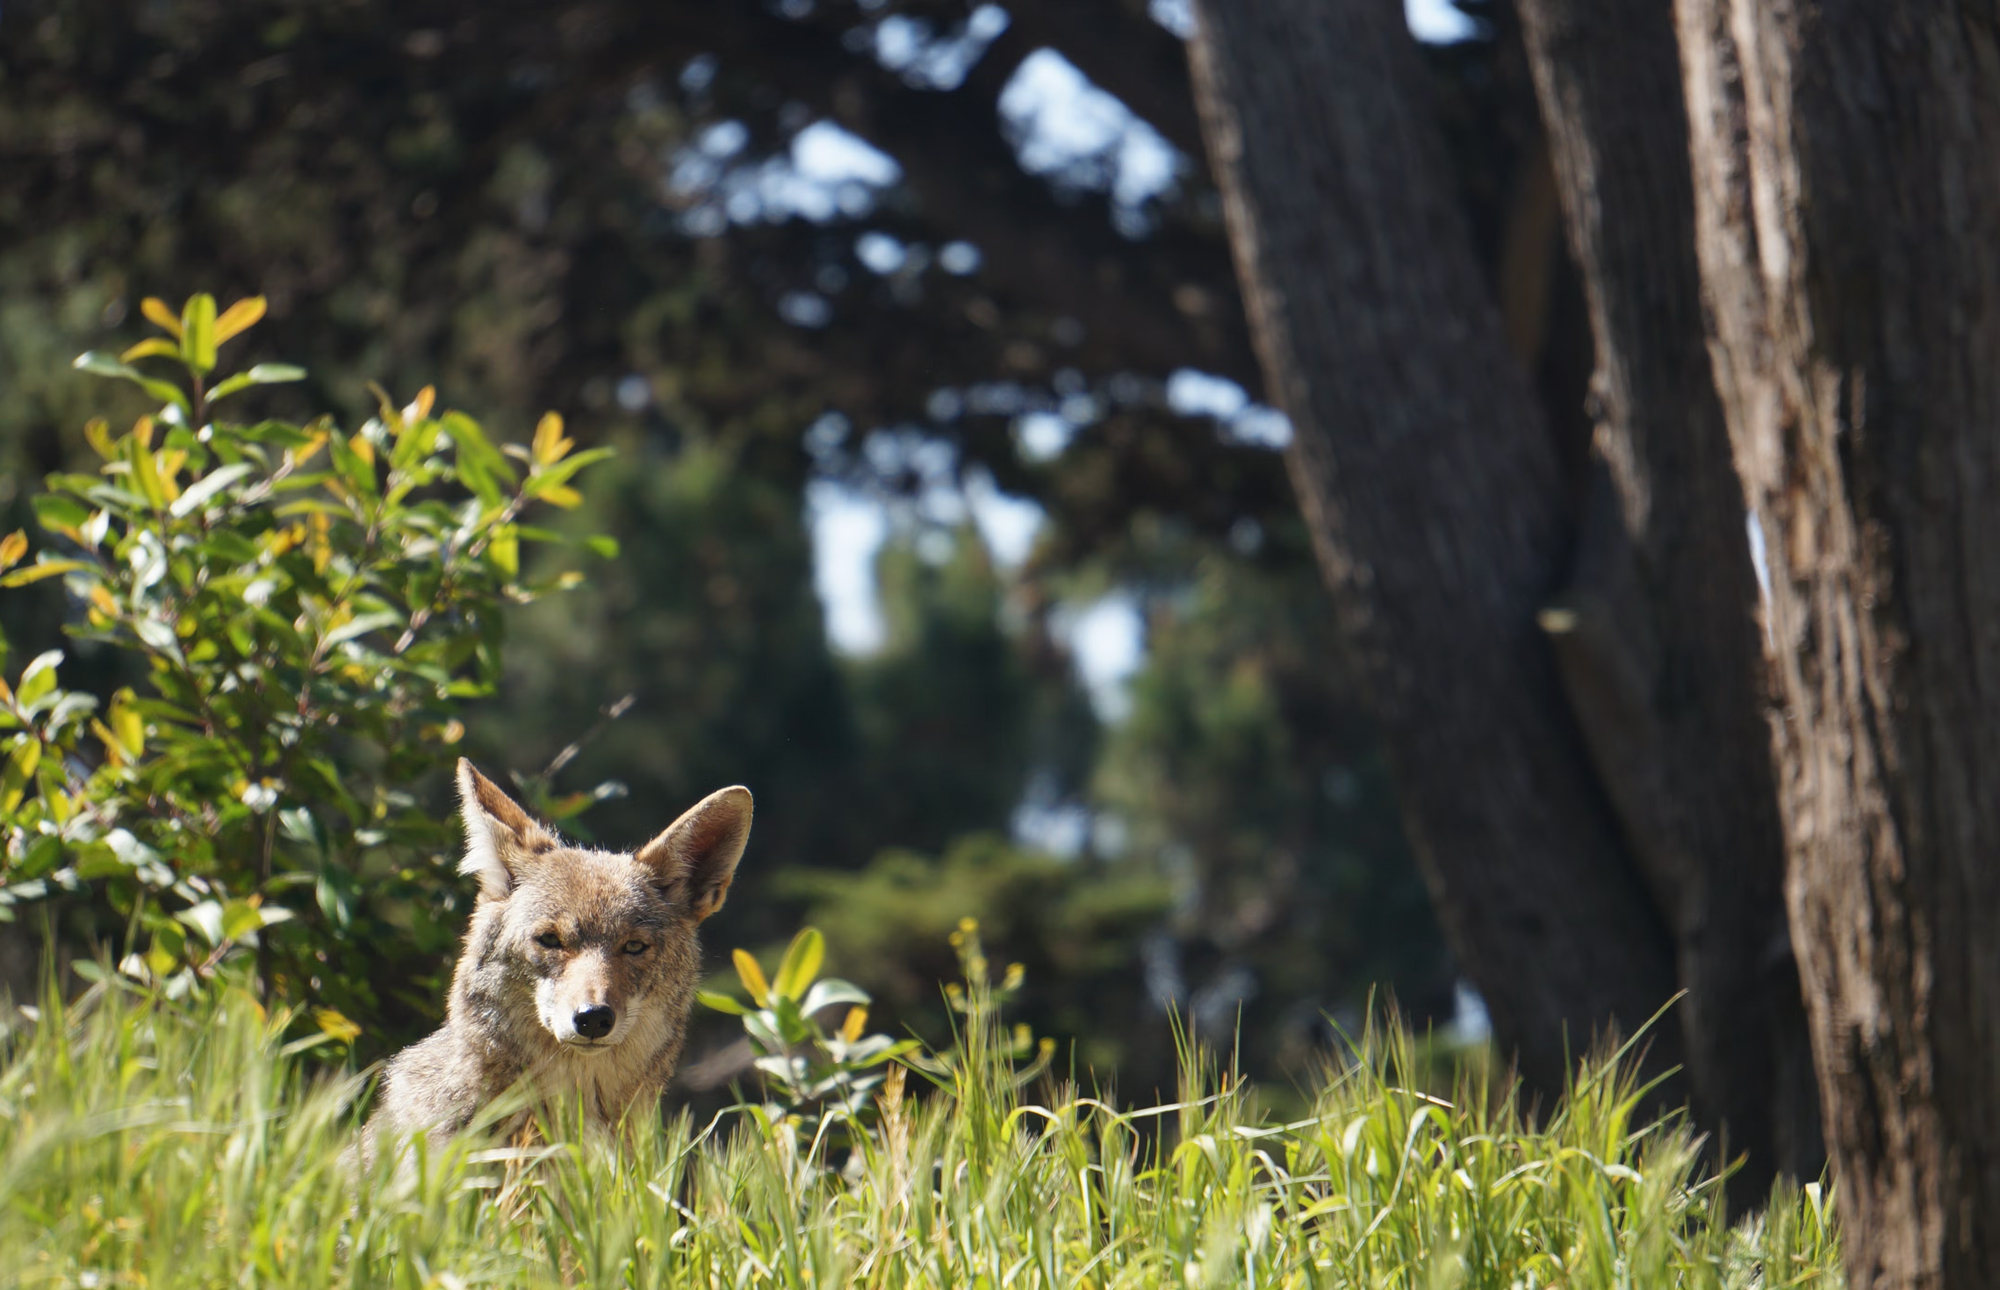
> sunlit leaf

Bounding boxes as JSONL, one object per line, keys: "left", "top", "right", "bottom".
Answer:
{"left": 16, "top": 651, "right": 62, "bottom": 707}
{"left": 0, "top": 738, "right": 42, "bottom": 813}
{"left": 168, "top": 463, "right": 254, "bottom": 518}
{"left": 697, "top": 989, "right": 748, "bottom": 1016}
{"left": 83, "top": 417, "right": 117, "bottom": 460}
{"left": 175, "top": 900, "right": 225, "bottom": 946}
{"left": 734, "top": 948, "right": 771, "bottom": 1007}
{"left": 120, "top": 338, "right": 183, "bottom": 364}
{"left": 487, "top": 527, "right": 518, "bottom": 577}
{"left": 314, "top": 1007, "right": 363, "bottom": 1044}
{"left": 208, "top": 363, "right": 307, "bottom": 404}
{"left": 0, "top": 531, "right": 26, "bottom": 573}
{"left": 141, "top": 297, "right": 183, "bottom": 337}
{"left": 531, "top": 411, "right": 573, "bottom": 465}
{"left": 801, "top": 978, "right": 871, "bottom": 1016}
{"left": 73, "top": 352, "right": 191, "bottom": 417}
{"left": 212, "top": 296, "right": 268, "bottom": 343}
{"left": 108, "top": 688, "right": 144, "bottom": 757}
{"left": 0, "top": 559, "right": 90, "bottom": 588}
{"left": 180, "top": 293, "right": 218, "bottom": 374}
{"left": 773, "top": 927, "right": 825, "bottom": 1002}
{"left": 441, "top": 411, "right": 513, "bottom": 507}
{"left": 321, "top": 611, "right": 402, "bottom": 647}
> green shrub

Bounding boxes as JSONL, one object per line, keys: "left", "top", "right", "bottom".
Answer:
{"left": 0, "top": 293, "right": 613, "bottom": 1044}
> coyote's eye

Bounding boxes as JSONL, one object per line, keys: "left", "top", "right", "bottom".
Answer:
{"left": 535, "top": 931, "right": 563, "bottom": 950}
{"left": 622, "top": 940, "right": 649, "bottom": 955}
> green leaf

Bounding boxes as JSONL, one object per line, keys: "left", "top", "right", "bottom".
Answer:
{"left": 132, "top": 617, "right": 184, "bottom": 664}
{"left": 121, "top": 338, "right": 183, "bottom": 364}
{"left": 696, "top": 989, "right": 749, "bottom": 1016}
{"left": 742, "top": 1010, "right": 784, "bottom": 1055}
{"left": 327, "top": 431, "right": 378, "bottom": 498}
{"left": 180, "top": 293, "right": 218, "bottom": 374}
{"left": 31, "top": 494, "right": 92, "bottom": 538}
{"left": 212, "top": 296, "right": 268, "bottom": 344}
{"left": 125, "top": 439, "right": 169, "bottom": 510}
{"left": 321, "top": 611, "right": 402, "bottom": 647}
{"left": 733, "top": 948, "right": 772, "bottom": 1007}
{"left": 73, "top": 352, "right": 192, "bottom": 417}
{"left": 487, "top": 527, "right": 518, "bottom": 577}
{"left": 14, "top": 834, "right": 63, "bottom": 880}
{"left": 801, "top": 978, "right": 872, "bottom": 1017}
{"left": 583, "top": 534, "right": 620, "bottom": 559}
{"left": 74, "top": 845, "right": 134, "bottom": 881}
{"left": 525, "top": 447, "right": 615, "bottom": 498}
{"left": 221, "top": 898, "right": 268, "bottom": 943}
{"left": 772, "top": 926, "right": 825, "bottom": 1002}
{"left": 16, "top": 651, "right": 62, "bottom": 707}
{"left": 167, "top": 463, "right": 255, "bottom": 517}
{"left": 440, "top": 412, "right": 514, "bottom": 507}
{"left": 0, "top": 738, "right": 44, "bottom": 813}
{"left": 175, "top": 899, "right": 226, "bottom": 947}
{"left": 208, "top": 363, "right": 307, "bottom": 404}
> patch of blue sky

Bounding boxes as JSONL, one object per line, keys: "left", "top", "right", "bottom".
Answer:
{"left": 1052, "top": 592, "right": 1146, "bottom": 722}
{"left": 1166, "top": 368, "right": 1293, "bottom": 449}
{"left": 999, "top": 50, "right": 1181, "bottom": 224}
{"left": 1149, "top": 0, "right": 1480, "bottom": 43}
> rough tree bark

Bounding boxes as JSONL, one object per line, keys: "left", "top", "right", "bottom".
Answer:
{"left": 1185, "top": 0, "right": 1686, "bottom": 1105}
{"left": 1513, "top": 0, "right": 1823, "bottom": 1189}
{"left": 1678, "top": 2, "right": 2000, "bottom": 1283}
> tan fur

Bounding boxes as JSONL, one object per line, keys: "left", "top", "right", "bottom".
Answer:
{"left": 364, "top": 760, "right": 751, "bottom": 1153}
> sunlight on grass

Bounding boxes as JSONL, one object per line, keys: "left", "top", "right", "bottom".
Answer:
{"left": 0, "top": 949, "right": 1840, "bottom": 1289}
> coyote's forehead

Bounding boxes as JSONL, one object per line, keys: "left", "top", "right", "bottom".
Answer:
{"left": 500, "top": 848, "right": 674, "bottom": 932}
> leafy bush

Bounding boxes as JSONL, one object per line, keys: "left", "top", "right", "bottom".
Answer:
{"left": 0, "top": 294, "right": 613, "bottom": 1043}
{"left": 697, "top": 925, "right": 919, "bottom": 1131}
{"left": 0, "top": 941, "right": 1842, "bottom": 1288}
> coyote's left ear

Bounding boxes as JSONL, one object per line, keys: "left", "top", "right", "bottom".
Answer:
{"left": 635, "top": 786, "right": 753, "bottom": 921}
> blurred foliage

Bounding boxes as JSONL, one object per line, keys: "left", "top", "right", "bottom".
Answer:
{"left": 0, "top": 294, "right": 612, "bottom": 1043}
{"left": 782, "top": 834, "right": 1172, "bottom": 1084}
{"left": 1094, "top": 540, "right": 1455, "bottom": 1079}
{"left": 0, "top": 0, "right": 1534, "bottom": 1088}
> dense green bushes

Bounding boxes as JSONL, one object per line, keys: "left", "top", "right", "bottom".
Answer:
{"left": 0, "top": 295, "right": 612, "bottom": 1041}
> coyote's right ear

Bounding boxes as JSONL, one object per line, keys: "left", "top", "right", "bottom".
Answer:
{"left": 456, "top": 759, "right": 556, "bottom": 900}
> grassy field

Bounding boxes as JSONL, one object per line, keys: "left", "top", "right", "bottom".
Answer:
{"left": 1, "top": 964, "right": 1840, "bottom": 1289}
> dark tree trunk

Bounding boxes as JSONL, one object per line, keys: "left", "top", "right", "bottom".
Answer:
{"left": 1513, "top": 0, "right": 1823, "bottom": 1192}
{"left": 1678, "top": 2, "right": 2000, "bottom": 1282}
{"left": 1185, "top": 0, "right": 1685, "bottom": 1105}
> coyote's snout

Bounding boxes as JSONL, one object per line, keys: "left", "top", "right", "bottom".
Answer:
{"left": 365, "top": 759, "right": 752, "bottom": 1148}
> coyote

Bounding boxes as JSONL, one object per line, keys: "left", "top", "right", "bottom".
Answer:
{"left": 365, "top": 759, "right": 752, "bottom": 1148}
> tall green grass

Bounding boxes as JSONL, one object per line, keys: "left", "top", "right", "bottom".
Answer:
{"left": 0, "top": 968, "right": 1839, "bottom": 1288}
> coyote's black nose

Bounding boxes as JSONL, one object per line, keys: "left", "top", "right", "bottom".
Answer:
{"left": 573, "top": 1005, "right": 616, "bottom": 1040}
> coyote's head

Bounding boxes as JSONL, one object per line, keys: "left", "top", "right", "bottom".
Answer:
{"left": 449, "top": 759, "right": 751, "bottom": 1069}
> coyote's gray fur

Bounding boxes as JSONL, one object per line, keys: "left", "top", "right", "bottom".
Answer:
{"left": 364, "top": 759, "right": 751, "bottom": 1149}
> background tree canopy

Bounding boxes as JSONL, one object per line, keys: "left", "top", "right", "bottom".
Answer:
{"left": 0, "top": 0, "right": 1527, "bottom": 1102}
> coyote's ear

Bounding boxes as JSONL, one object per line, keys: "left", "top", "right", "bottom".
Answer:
{"left": 456, "top": 758, "right": 556, "bottom": 900}
{"left": 634, "top": 786, "right": 753, "bottom": 921}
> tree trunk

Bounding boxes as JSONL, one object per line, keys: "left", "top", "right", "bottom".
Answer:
{"left": 1185, "top": 0, "right": 1685, "bottom": 1104}
{"left": 1677, "top": 2, "right": 2000, "bottom": 1282}
{"left": 1513, "top": 0, "right": 1823, "bottom": 1192}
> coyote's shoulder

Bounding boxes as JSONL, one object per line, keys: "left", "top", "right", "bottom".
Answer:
{"left": 366, "top": 759, "right": 751, "bottom": 1147}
